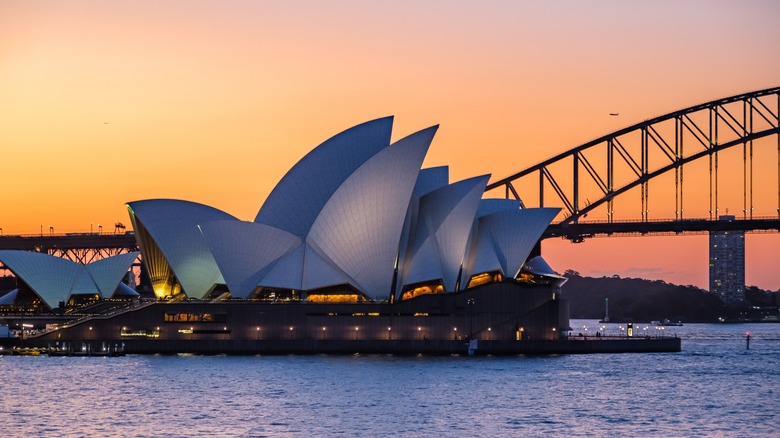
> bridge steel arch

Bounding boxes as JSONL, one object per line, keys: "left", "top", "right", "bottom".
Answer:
{"left": 486, "top": 87, "right": 780, "bottom": 225}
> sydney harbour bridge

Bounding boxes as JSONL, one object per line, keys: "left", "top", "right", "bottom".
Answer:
{"left": 1, "top": 87, "right": 779, "bottom": 267}
{"left": 486, "top": 86, "right": 780, "bottom": 241}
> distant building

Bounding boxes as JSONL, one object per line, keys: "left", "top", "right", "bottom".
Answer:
{"left": 709, "top": 215, "right": 745, "bottom": 305}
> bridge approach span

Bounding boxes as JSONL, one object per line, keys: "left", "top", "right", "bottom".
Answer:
{"left": 545, "top": 217, "right": 780, "bottom": 242}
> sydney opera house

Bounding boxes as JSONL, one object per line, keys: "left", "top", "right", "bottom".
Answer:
{"left": 1, "top": 117, "right": 582, "bottom": 355}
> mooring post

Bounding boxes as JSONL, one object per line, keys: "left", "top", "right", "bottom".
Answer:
{"left": 746, "top": 332, "right": 751, "bottom": 350}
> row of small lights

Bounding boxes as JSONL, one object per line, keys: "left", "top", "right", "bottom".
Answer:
{"left": 576, "top": 325, "right": 666, "bottom": 333}
{"left": 275, "top": 326, "right": 492, "bottom": 332}
{"left": 108, "top": 326, "right": 496, "bottom": 334}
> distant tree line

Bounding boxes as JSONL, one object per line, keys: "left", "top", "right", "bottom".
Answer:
{"left": 559, "top": 270, "right": 779, "bottom": 323}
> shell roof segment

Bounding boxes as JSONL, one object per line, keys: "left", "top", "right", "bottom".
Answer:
{"left": 400, "top": 175, "right": 490, "bottom": 293}
{"left": 306, "top": 125, "right": 437, "bottom": 300}
{"left": 413, "top": 166, "right": 450, "bottom": 197}
{"left": 0, "top": 289, "right": 18, "bottom": 305}
{"left": 199, "top": 220, "right": 302, "bottom": 299}
{"left": 476, "top": 198, "right": 523, "bottom": 217}
{"left": 127, "top": 199, "right": 237, "bottom": 298}
{"left": 471, "top": 207, "right": 560, "bottom": 279}
{"left": 86, "top": 252, "right": 140, "bottom": 297}
{"left": 255, "top": 116, "right": 394, "bottom": 238}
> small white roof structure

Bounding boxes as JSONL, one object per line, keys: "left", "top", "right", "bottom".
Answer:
{"left": 464, "top": 208, "right": 560, "bottom": 281}
{"left": 524, "top": 255, "right": 559, "bottom": 276}
{"left": 0, "top": 250, "right": 139, "bottom": 309}
{"left": 0, "top": 251, "right": 81, "bottom": 309}
{"left": 0, "top": 289, "right": 19, "bottom": 305}
{"left": 86, "top": 252, "right": 140, "bottom": 297}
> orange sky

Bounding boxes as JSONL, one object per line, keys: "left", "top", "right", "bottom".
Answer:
{"left": 2, "top": 1, "right": 779, "bottom": 289}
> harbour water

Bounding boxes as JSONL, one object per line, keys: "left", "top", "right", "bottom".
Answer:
{"left": 1, "top": 320, "right": 777, "bottom": 437}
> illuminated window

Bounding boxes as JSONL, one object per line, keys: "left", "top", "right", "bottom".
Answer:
{"left": 307, "top": 294, "right": 363, "bottom": 303}
{"left": 252, "top": 288, "right": 301, "bottom": 302}
{"left": 164, "top": 313, "right": 227, "bottom": 323}
{"left": 401, "top": 282, "right": 444, "bottom": 300}
{"left": 120, "top": 328, "right": 160, "bottom": 338}
{"left": 467, "top": 271, "right": 503, "bottom": 288}
{"left": 306, "top": 284, "right": 369, "bottom": 303}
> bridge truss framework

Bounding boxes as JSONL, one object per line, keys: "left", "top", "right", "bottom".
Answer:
{"left": 0, "top": 233, "right": 138, "bottom": 266}
{"left": 486, "top": 87, "right": 780, "bottom": 227}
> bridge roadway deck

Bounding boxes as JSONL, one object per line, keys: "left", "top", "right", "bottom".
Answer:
{"left": 545, "top": 217, "right": 780, "bottom": 240}
{"left": 0, "top": 233, "right": 137, "bottom": 251}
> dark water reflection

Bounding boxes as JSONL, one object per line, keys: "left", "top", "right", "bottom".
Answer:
{"left": 1, "top": 320, "right": 777, "bottom": 437}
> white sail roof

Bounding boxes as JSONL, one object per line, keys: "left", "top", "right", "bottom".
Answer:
{"left": 71, "top": 269, "right": 101, "bottom": 296}
{"left": 115, "top": 282, "right": 140, "bottom": 297}
{"left": 400, "top": 175, "right": 489, "bottom": 292}
{"left": 477, "top": 198, "right": 523, "bottom": 217}
{"left": 255, "top": 116, "right": 394, "bottom": 237}
{"left": 461, "top": 198, "right": 525, "bottom": 281}
{"left": 199, "top": 220, "right": 302, "bottom": 298}
{"left": 468, "top": 208, "right": 560, "bottom": 279}
{"left": 524, "top": 255, "right": 559, "bottom": 276}
{"left": 250, "top": 242, "right": 357, "bottom": 291}
{"left": 302, "top": 243, "right": 360, "bottom": 291}
{"left": 414, "top": 166, "right": 449, "bottom": 197}
{"left": 306, "top": 125, "right": 437, "bottom": 300}
{"left": 400, "top": 234, "right": 442, "bottom": 291}
{"left": 395, "top": 167, "right": 449, "bottom": 295}
{"left": 85, "top": 251, "right": 139, "bottom": 298}
{"left": 258, "top": 244, "right": 306, "bottom": 290}
{"left": 127, "top": 199, "right": 236, "bottom": 298}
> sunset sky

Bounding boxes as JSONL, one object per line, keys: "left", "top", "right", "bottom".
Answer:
{"left": 2, "top": 1, "right": 779, "bottom": 290}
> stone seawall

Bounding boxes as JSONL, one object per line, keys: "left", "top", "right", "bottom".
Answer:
{"left": 3, "top": 336, "right": 680, "bottom": 356}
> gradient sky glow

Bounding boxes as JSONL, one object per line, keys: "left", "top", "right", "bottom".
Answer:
{"left": 2, "top": 1, "right": 779, "bottom": 290}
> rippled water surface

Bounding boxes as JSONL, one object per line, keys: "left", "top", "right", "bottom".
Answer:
{"left": 1, "top": 320, "right": 778, "bottom": 437}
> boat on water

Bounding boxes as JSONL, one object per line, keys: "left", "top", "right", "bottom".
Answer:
{"left": 652, "top": 319, "right": 684, "bottom": 327}
{"left": 11, "top": 347, "right": 43, "bottom": 356}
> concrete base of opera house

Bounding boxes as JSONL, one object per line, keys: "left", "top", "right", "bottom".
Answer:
{"left": 0, "top": 282, "right": 682, "bottom": 355}
{"left": 120, "top": 337, "right": 682, "bottom": 355}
